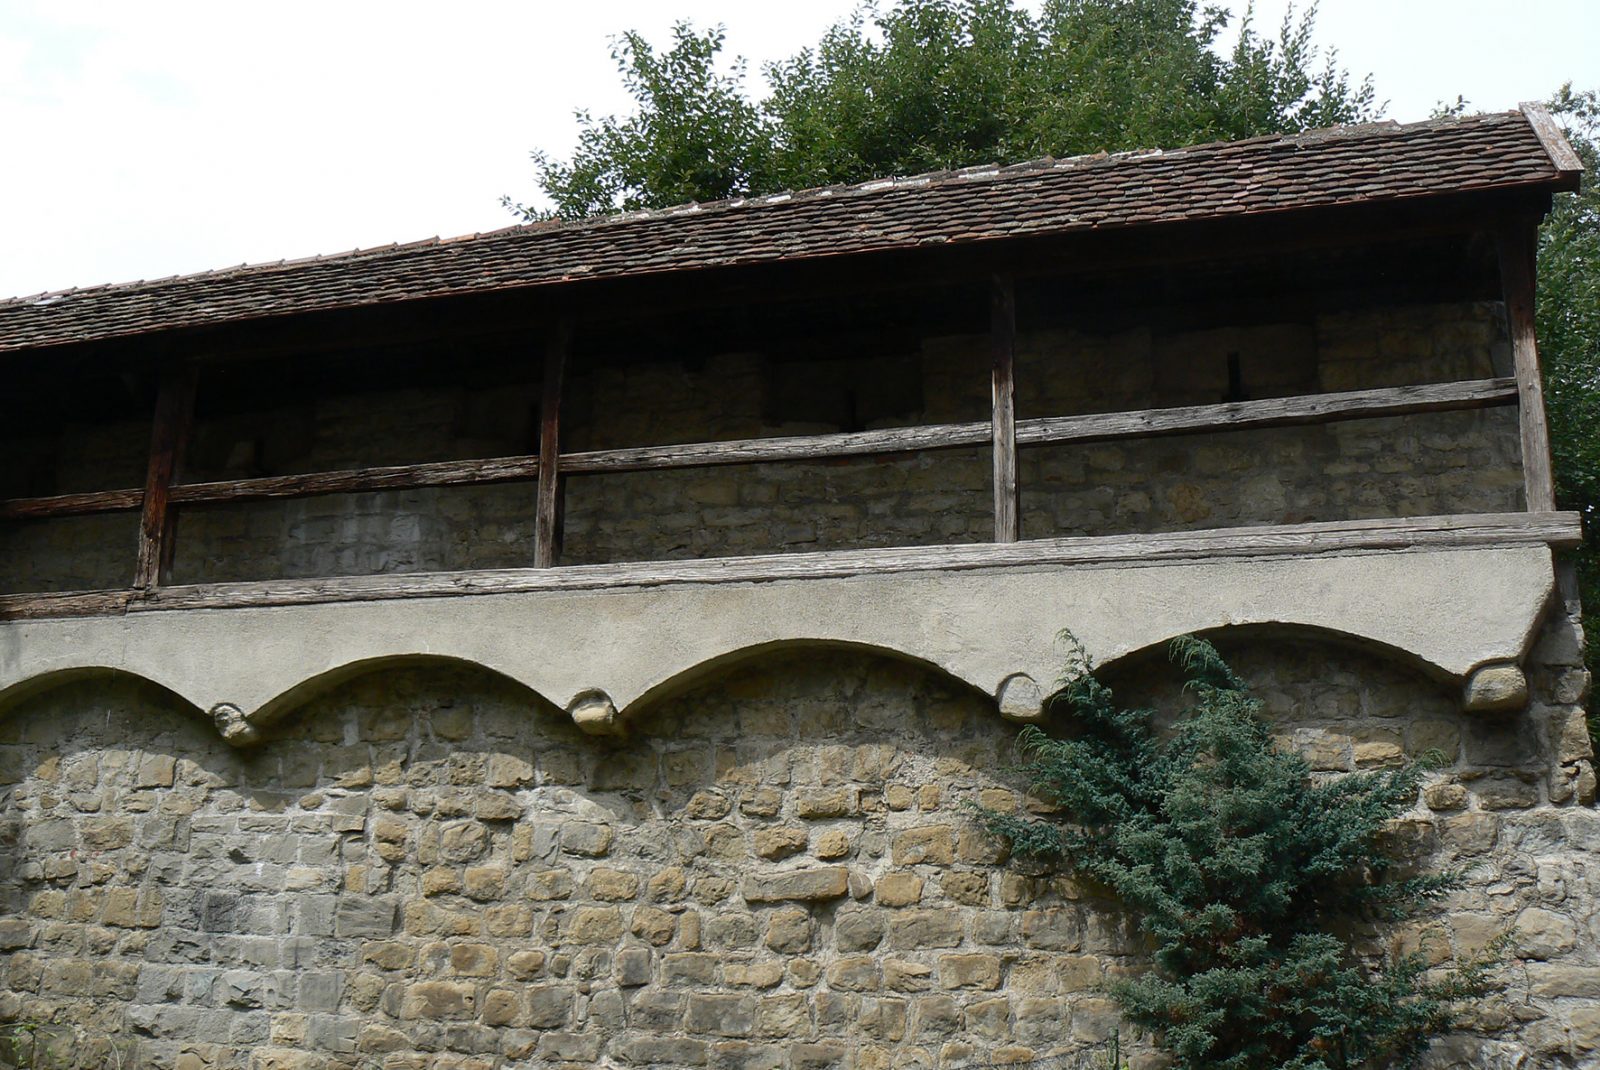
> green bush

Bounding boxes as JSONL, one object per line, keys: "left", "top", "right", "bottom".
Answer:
{"left": 977, "top": 635, "right": 1499, "bottom": 1070}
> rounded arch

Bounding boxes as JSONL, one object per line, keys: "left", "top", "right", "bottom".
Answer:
{"left": 0, "top": 666, "right": 205, "bottom": 725}
{"left": 617, "top": 637, "right": 994, "bottom": 726}
{"left": 1092, "top": 621, "right": 1460, "bottom": 686}
{"left": 246, "top": 653, "right": 565, "bottom": 731}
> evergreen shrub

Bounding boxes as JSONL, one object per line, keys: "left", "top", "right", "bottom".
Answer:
{"left": 977, "top": 635, "right": 1500, "bottom": 1069}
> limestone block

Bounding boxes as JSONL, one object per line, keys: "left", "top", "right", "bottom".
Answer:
{"left": 875, "top": 873, "right": 925, "bottom": 908}
{"left": 888, "top": 909, "right": 965, "bottom": 950}
{"left": 753, "top": 825, "right": 808, "bottom": 860}
{"left": 209, "top": 703, "right": 262, "bottom": 747}
{"left": 400, "top": 981, "right": 477, "bottom": 1020}
{"left": 765, "top": 908, "right": 812, "bottom": 954}
{"left": 568, "top": 691, "right": 623, "bottom": 737}
{"left": 742, "top": 868, "right": 851, "bottom": 903}
{"left": 1514, "top": 907, "right": 1579, "bottom": 960}
{"left": 996, "top": 674, "right": 1045, "bottom": 723}
{"left": 1462, "top": 663, "right": 1529, "bottom": 713}
{"left": 891, "top": 827, "right": 953, "bottom": 866}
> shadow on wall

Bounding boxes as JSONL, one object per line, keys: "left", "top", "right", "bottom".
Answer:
{"left": 0, "top": 638, "right": 1533, "bottom": 1069}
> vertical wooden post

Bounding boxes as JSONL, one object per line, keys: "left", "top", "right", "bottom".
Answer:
{"left": 1495, "top": 221, "right": 1557, "bottom": 513}
{"left": 133, "top": 364, "right": 198, "bottom": 590}
{"left": 990, "top": 274, "right": 1020, "bottom": 542}
{"left": 535, "top": 320, "right": 572, "bottom": 568}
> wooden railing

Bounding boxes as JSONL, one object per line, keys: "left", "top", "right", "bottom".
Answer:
{"left": 0, "top": 378, "right": 1526, "bottom": 523}
{"left": 0, "top": 225, "right": 1567, "bottom": 620}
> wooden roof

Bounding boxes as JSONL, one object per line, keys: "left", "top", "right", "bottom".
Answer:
{"left": 0, "top": 107, "right": 1581, "bottom": 355}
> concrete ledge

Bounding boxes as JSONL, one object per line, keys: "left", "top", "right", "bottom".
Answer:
{"left": 0, "top": 540, "right": 1557, "bottom": 743}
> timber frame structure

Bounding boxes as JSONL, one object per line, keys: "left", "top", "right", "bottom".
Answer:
{"left": 0, "top": 105, "right": 1585, "bottom": 738}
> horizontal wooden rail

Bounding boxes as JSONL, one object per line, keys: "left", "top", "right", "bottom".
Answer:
{"left": 0, "top": 456, "right": 544, "bottom": 519}
{"left": 561, "top": 422, "right": 990, "bottom": 474}
{"left": 0, "top": 511, "right": 1580, "bottom": 621}
{"left": 169, "top": 456, "right": 543, "bottom": 507}
{"left": 0, "top": 377, "right": 1518, "bottom": 520}
{"left": 0, "top": 487, "right": 144, "bottom": 519}
{"left": 1016, "top": 377, "right": 1517, "bottom": 447}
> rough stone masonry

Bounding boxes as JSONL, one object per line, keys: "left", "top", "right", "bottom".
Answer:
{"left": 0, "top": 572, "right": 1593, "bottom": 1069}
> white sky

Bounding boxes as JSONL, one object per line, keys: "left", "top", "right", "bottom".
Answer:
{"left": 1, "top": 0, "right": 1595, "bottom": 299}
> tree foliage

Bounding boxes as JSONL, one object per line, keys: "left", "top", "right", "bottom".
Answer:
{"left": 977, "top": 636, "right": 1497, "bottom": 1070}
{"left": 511, "top": 0, "right": 1376, "bottom": 219}
{"left": 1536, "top": 86, "right": 1600, "bottom": 726}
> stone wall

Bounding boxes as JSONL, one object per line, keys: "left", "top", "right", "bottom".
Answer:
{"left": 0, "top": 301, "right": 1520, "bottom": 592}
{"left": 0, "top": 581, "right": 1593, "bottom": 1069}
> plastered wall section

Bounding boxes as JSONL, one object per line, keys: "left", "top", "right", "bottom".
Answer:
{"left": 0, "top": 586, "right": 1593, "bottom": 1070}
{"left": 0, "top": 301, "right": 1521, "bottom": 593}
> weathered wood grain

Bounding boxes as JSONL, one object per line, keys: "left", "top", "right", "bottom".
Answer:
{"left": 991, "top": 274, "right": 1019, "bottom": 542}
{"left": 132, "top": 365, "right": 197, "bottom": 589}
{"left": 1016, "top": 377, "right": 1518, "bottom": 447}
{"left": 1496, "top": 223, "right": 1557, "bottom": 512}
{"left": 535, "top": 321, "right": 571, "bottom": 568}
{"left": 1520, "top": 101, "right": 1586, "bottom": 175}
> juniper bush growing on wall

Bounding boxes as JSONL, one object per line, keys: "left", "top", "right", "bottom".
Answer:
{"left": 978, "top": 635, "right": 1500, "bottom": 1070}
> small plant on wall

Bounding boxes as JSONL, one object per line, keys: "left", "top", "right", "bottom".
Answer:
{"left": 976, "top": 635, "right": 1499, "bottom": 1070}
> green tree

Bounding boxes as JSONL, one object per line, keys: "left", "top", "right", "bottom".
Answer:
{"left": 511, "top": 0, "right": 1376, "bottom": 219}
{"left": 504, "top": 23, "right": 769, "bottom": 220}
{"left": 977, "top": 636, "right": 1498, "bottom": 1070}
{"left": 1537, "top": 85, "right": 1600, "bottom": 727}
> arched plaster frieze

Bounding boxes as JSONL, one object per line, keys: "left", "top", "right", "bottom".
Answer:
{"left": 0, "top": 666, "right": 204, "bottom": 726}
{"left": 611, "top": 639, "right": 992, "bottom": 727}
{"left": 0, "top": 544, "right": 1559, "bottom": 745}
{"left": 1092, "top": 621, "right": 1455, "bottom": 683}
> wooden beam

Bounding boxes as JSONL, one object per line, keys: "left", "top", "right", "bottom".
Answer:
{"left": 1016, "top": 377, "right": 1518, "bottom": 448}
{"left": 0, "top": 589, "right": 134, "bottom": 622}
{"left": 171, "top": 456, "right": 541, "bottom": 506}
{"left": 991, "top": 274, "right": 1019, "bottom": 542}
{"left": 0, "top": 511, "right": 1575, "bottom": 620}
{"left": 1495, "top": 223, "right": 1557, "bottom": 512}
{"left": 132, "top": 365, "right": 197, "bottom": 589}
{"left": 1520, "top": 101, "right": 1586, "bottom": 179}
{"left": 562, "top": 422, "right": 990, "bottom": 474}
{"left": 0, "top": 487, "right": 144, "bottom": 519}
{"left": 535, "top": 321, "right": 571, "bottom": 568}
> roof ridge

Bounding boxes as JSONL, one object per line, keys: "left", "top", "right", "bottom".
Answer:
{"left": 0, "top": 110, "right": 1525, "bottom": 309}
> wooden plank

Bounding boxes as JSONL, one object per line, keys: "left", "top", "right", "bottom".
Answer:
{"left": 0, "top": 589, "right": 134, "bottom": 622}
{"left": 1520, "top": 101, "right": 1586, "bottom": 177}
{"left": 562, "top": 421, "right": 990, "bottom": 474}
{"left": 535, "top": 321, "right": 571, "bottom": 568}
{"left": 170, "top": 456, "right": 541, "bottom": 506}
{"left": 78, "top": 510, "right": 1578, "bottom": 616}
{"left": 1495, "top": 223, "right": 1558, "bottom": 512}
{"left": 132, "top": 365, "right": 198, "bottom": 589}
{"left": 1017, "top": 377, "right": 1518, "bottom": 447}
{"left": 991, "top": 273, "right": 1020, "bottom": 542}
{"left": 0, "top": 488, "right": 144, "bottom": 520}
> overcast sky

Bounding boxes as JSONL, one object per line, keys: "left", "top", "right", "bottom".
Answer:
{"left": 2, "top": 0, "right": 1594, "bottom": 299}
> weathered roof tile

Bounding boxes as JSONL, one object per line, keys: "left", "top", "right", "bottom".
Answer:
{"left": 0, "top": 110, "right": 1577, "bottom": 354}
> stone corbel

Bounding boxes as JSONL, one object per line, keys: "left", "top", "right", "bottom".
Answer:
{"left": 1461, "top": 662, "right": 1529, "bottom": 714}
{"left": 210, "top": 703, "right": 263, "bottom": 747}
{"left": 996, "top": 673, "right": 1046, "bottom": 724}
{"left": 568, "top": 690, "right": 625, "bottom": 738}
